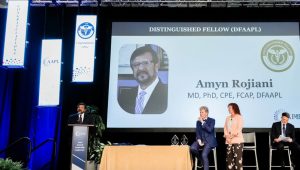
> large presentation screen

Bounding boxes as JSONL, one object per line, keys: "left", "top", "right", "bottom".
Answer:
{"left": 107, "top": 22, "right": 300, "bottom": 129}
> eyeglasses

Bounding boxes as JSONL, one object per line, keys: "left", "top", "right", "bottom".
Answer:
{"left": 132, "top": 60, "right": 153, "bottom": 68}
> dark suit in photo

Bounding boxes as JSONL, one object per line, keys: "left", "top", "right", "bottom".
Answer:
{"left": 271, "top": 121, "right": 300, "bottom": 165}
{"left": 190, "top": 118, "right": 218, "bottom": 170}
{"left": 118, "top": 81, "right": 168, "bottom": 114}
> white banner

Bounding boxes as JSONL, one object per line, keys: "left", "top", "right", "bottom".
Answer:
{"left": 2, "top": 0, "right": 28, "bottom": 67}
{"left": 72, "top": 15, "right": 97, "bottom": 82}
{"left": 38, "top": 40, "right": 62, "bottom": 106}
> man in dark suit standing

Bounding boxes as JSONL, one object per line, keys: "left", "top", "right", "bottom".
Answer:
{"left": 271, "top": 112, "right": 300, "bottom": 168}
{"left": 118, "top": 46, "right": 167, "bottom": 114}
{"left": 190, "top": 106, "right": 217, "bottom": 170}
{"left": 68, "top": 102, "right": 94, "bottom": 124}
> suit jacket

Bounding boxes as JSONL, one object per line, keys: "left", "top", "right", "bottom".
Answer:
{"left": 195, "top": 117, "right": 218, "bottom": 147}
{"left": 224, "top": 114, "right": 244, "bottom": 144}
{"left": 67, "top": 113, "right": 95, "bottom": 125}
{"left": 118, "top": 81, "right": 168, "bottom": 114}
{"left": 271, "top": 121, "right": 295, "bottom": 142}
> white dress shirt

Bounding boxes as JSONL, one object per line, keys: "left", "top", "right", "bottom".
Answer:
{"left": 78, "top": 113, "right": 85, "bottom": 122}
{"left": 137, "top": 77, "right": 159, "bottom": 109}
{"left": 281, "top": 123, "right": 286, "bottom": 137}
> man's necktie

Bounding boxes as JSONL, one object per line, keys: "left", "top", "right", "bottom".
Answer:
{"left": 282, "top": 124, "right": 286, "bottom": 136}
{"left": 79, "top": 114, "right": 83, "bottom": 124}
{"left": 135, "top": 91, "right": 146, "bottom": 114}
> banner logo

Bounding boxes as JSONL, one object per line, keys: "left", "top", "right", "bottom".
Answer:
{"left": 274, "top": 109, "right": 300, "bottom": 121}
{"left": 77, "top": 22, "right": 94, "bottom": 39}
{"left": 75, "top": 131, "right": 86, "bottom": 137}
{"left": 43, "top": 58, "right": 60, "bottom": 66}
{"left": 273, "top": 109, "right": 285, "bottom": 121}
{"left": 261, "top": 40, "right": 295, "bottom": 72}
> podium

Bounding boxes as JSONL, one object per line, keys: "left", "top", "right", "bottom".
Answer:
{"left": 68, "top": 124, "right": 94, "bottom": 170}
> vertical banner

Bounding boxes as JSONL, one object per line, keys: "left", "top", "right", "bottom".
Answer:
{"left": 72, "top": 15, "right": 97, "bottom": 82}
{"left": 38, "top": 39, "right": 62, "bottom": 106}
{"left": 2, "top": 0, "right": 29, "bottom": 67}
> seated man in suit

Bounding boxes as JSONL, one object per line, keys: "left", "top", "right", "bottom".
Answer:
{"left": 271, "top": 112, "right": 300, "bottom": 167}
{"left": 68, "top": 102, "right": 94, "bottom": 124}
{"left": 190, "top": 106, "right": 218, "bottom": 170}
{"left": 118, "top": 45, "right": 167, "bottom": 114}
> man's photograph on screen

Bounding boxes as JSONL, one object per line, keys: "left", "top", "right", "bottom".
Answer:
{"left": 117, "top": 44, "right": 168, "bottom": 114}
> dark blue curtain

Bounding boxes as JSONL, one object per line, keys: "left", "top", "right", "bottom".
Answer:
{"left": 0, "top": 7, "right": 62, "bottom": 169}
{"left": 0, "top": 8, "right": 10, "bottom": 158}
{"left": 0, "top": 69, "right": 14, "bottom": 158}
{"left": 28, "top": 107, "right": 61, "bottom": 169}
